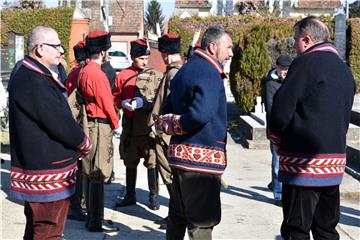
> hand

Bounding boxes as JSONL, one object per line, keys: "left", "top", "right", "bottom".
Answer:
{"left": 158, "top": 114, "right": 186, "bottom": 135}
{"left": 130, "top": 97, "right": 143, "bottom": 109}
{"left": 122, "top": 99, "right": 135, "bottom": 111}
{"left": 157, "top": 114, "right": 172, "bottom": 134}
{"left": 151, "top": 124, "right": 163, "bottom": 135}
{"left": 113, "top": 128, "right": 121, "bottom": 139}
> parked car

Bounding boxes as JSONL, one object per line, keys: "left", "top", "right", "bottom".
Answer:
{"left": 108, "top": 50, "right": 130, "bottom": 71}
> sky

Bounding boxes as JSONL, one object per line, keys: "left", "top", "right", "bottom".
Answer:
{"left": 38, "top": 0, "right": 176, "bottom": 20}
{"left": 144, "top": 0, "right": 175, "bottom": 20}
{"left": 2, "top": 0, "right": 357, "bottom": 17}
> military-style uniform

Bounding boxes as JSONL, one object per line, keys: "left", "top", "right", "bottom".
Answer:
{"left": 79, "top": 61, "right": 119, "bottom": 180}
{"left": 149, "top": 61, "right": 182, "bottom": 185}
{"left": 114, "top": 40, "right": 163, "bottom": 210}
{"left": 115, "top": 66, "right": 162, "bottom": 166}
{"left": 79, "top": 31, "right": 120, "bottom": 233}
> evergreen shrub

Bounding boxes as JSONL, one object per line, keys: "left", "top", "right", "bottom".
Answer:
{"left": 169, "top": 16, "right": 296, "bottom": 113}
{"left": 168, "top": 15, "right": 358, "bottom": 112}
{"left": 348, "top": 18, "right": 360, "bottom": 93}
{"left": 1, "top": 7, "right": 74, "bottom": 65}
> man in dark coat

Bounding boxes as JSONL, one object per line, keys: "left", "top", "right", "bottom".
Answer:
{"left": 8, "top": 26, "right": 92, "bottom": 240}
{"left": 268, "top": 16, "right": 356, "bottom": 240}
{"left": 159, "top": 26, "right": 233, "bottom": 240}
{"left": 264, "top": 54, "right": 292, "bottom": 207}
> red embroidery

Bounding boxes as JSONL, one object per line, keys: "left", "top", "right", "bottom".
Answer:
{"left": 168, "top": 144, "right": 226, "bottom": 166}
{"left": 280, "top": 156, "right": 346, "bottom": 174}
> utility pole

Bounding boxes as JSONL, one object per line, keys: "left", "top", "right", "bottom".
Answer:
{"left": 346, "top": 0, "right": 350, "bottom": 19}
{"left": 101, "top": 0, "right": 109, "bottom": 32}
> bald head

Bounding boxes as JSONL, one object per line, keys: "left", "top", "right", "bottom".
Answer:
{"left": 27, "top": 26, "right": 62, "bottom": 68}
{"left": 28, "top": 26, "right": 58, "bottom": 52}
{"left": 294, "top": 16, "right": 330, "bottom": 43}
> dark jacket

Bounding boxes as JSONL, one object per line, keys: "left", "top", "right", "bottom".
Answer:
{"left": 163, "top": 49, "right": 228, "bottom": 175}
{"left": 268, "top": 42, "right": 356, "bottom": 187}
{"left": 264, "top": 69, "right": 283, "bottom": 124}
{"left": 9, "top": 56, "right": 88, "bottom": 202}
{"left": 101, "top": 61, "right": 117, "bottom": 93}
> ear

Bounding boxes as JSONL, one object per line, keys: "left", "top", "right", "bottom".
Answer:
{"left": 303, "top": 35, "right": 313, "bottom": 48}
{"left": 207, "top": 42, "right": 217, "bottom": 55}
{"left": 34, "top": 45, "right": 44, "bottom": 57}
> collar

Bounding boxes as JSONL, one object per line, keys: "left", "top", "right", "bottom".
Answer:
{"left": 87, "top": 60, "right": 102, "bottom": 69}
{"left": 167, "top": 61, "right": 183, "bottom": 70}
{"left": 130, "top": 64, "right": 144, "bottom": 72}
{"left": 304, "top": 42, "right": 339, "bottom": 56}
{"left": 194, "top": 49, "right": 227, "bottom": 79}
{"left": 270, "top": 69, "right": 280, "bottom": 80}
{"left": 22, "top": 56, "right": 66, "bottom": 91}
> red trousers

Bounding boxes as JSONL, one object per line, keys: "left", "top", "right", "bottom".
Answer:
{"left": 24, "top": 198, "right": 70, "bottom": 240}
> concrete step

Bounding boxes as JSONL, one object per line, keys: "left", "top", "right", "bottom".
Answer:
{"left": 350, "top": 109, "right": 360, "bottom": 126}
{"left": 352, "top": 94, "right": 360, "bottom": 110}
{"left": 347, "top": 124, "right": 360, "bottom": 145}
{"left": 237, "top": 115, "right": 359, "bottom": 149}
{"left": 250, "top": 112, "right": 266, "bottom": 125}
{"left": 238, "top": 115, "right": 266, "bottom": 141}
{"left": 346, "top": 143, "right": 360, "bottom": 180}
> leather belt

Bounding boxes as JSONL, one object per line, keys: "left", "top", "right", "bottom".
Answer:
{"left": 88, "top": 117, "right": 109, "bottom": 124}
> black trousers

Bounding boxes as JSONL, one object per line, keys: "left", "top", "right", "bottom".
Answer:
{"left": 281, "top": 184, "right": 340, "bottom": 240}
{"left": 166, "top": 169, "right": 221, "bottom": 240}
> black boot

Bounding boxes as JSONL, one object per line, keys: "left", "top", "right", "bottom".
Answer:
{"left": 87, "top": 174, "right": 119, "bottom": 233}
{"left": 83, "top": 175, "right": 90, "bottom": 228}
{"left": 148, "top": 168, "right": 160, "bottom": 210}
{"left": 68, "top": 168, "right": 86, "bottom": 221}
{"left": 115, "top": 168, "right": 137, "bottom": 207}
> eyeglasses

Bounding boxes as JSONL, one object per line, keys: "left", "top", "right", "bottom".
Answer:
{"left": 59, "top": 45, "right": 66, "bottom": 56}
{"left": 42, "top": 43, "right": 62, "bottom": 51}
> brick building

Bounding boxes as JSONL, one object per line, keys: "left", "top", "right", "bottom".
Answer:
{"left": 68, "top": 0, "right": 144, "bottom": 63}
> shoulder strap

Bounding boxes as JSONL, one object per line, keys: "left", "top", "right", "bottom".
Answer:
{"left": 121, "top": 68, "right": 153, "bottom": 95}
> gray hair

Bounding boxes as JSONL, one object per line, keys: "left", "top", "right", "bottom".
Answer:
{"left": 294, "top": 16, "right": 330, "bottom": 42}
{"left": 201, "top": 26, "right": 231, "bottom": 50}
{"left": 27, "top": 26, "right": 57, "bottom": 52}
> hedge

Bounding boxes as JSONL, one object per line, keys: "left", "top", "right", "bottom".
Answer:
{"left": 1, "top": 7, "right": 74, "bottom": 66}
{"left": 168, "top": 15, "right": 356, "bottom": 113}
{"left": 348, "top": 19, "right": 360, "bottom": 93}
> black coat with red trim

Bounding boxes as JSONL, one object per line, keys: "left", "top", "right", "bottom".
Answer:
{"left": 269, "top": 43, "right": 356, "bottom": 155}
{"left": 268, "top": 42, "right": 356, "bottom": 187}
{"left": 8, "top": 56, "right": 87, "bottom": 202}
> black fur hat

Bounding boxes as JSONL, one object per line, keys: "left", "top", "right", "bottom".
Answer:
{"left": 86, "top": 31, "right": 111, "bottom": 54}
{"left": 73, "top": 41, "right": 88, "bottom": 62}
{"left": 130, "top": 39, "right": 150, "bottom": 58}
{"left": 158, "top": 33, "right": 181, "bottom": 54}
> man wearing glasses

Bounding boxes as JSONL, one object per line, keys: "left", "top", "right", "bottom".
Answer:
{"left": 8, "top": 26, "right": 92, "bottom": 239}
{"left": 49, "top": 45, "right": 67, "bottom": 86}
